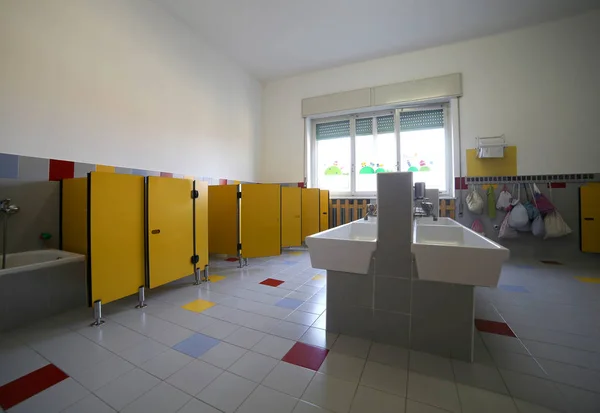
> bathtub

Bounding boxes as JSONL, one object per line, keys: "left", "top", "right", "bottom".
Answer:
{"left": 0, "top": 249, "right": 87, "bottom": 332}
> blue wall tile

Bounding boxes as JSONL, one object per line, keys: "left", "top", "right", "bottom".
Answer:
{"left": 0, "top": 153, "right": 19, "bottom": 179}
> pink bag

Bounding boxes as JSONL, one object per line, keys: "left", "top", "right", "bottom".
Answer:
{"left": 532, "top": 183, "right": 555, "bottom": 214}
{"left": 471, "top": 219, "right": 485, "bottom": 236}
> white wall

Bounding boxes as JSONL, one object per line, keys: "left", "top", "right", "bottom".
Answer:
{"left": 260, "top": 10, "right": 600, "bottom": 183}
{"left": 0, "top": 0, "right": 262, "bottom": 181}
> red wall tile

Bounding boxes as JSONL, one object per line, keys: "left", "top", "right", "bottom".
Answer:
{"left": 49, "top": 160, "right": 74, "bottom": 181}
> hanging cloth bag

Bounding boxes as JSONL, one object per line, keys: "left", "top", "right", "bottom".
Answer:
{"left": 529, "top": 184, "right": 545, "bottom": 237}
{"left": 466, "top": 185, "right": 484, "bottom": 214}
{"left": 471, "top": 219, "right": 485, "bottom": 236}
{"left": 486, "top": 186, "right": 496, "bottom": 218}
{"left": 496, "top": 184, "right": 512, "bottom": 211}
{"left": 533, "top": 183, "right": 555, "bottom": 214}
{"left": 543, "top": 184, "right": 571, "bottom": 239}
{"left": 499, "top": 209, "right": 519, "bottom": 239}
{"left": 508, "top": 185, "right": 529, "bottom": 229}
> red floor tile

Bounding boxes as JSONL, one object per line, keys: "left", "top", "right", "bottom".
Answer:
{"left": 225, "top": 257, "right": 239, "bottom": 262}
{"left": 282, "top": 342, "right": 329, "bottom": 371}
{"left": 540, "top": 260, "right": 563, "bottom": 265}
{"left": 475, "top": 319, "right": 516, "bottom": 337}
{"left": 0, "top": 364, "right": 68, "bottom": 410}
{"left": 260, "top": 278, "right": 284, "bottom": 287}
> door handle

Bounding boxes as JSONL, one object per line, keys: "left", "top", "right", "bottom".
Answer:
{"left": 322, "top": 212, "right": 328, "bottom": 215}
{"left": 151, "top": 229, "right": 161, "bottom": 234}
{"left": 583, "top": 217, "right": 595, "bottom": 221}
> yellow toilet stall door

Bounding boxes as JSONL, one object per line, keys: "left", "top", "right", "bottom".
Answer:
{"left": 241, "top": 184, "right": 281, "bottom": 258}
{"left": 281, "top": 187, "right": 302, "bottom": 247}
{"left": 147, "top": 177, "right": 194, "bottom": 289}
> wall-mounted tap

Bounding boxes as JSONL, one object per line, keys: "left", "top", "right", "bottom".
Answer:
{"left": 1, "top": 199, "right": 20, "bottom": 269}
{"left": 364, "top": 204, "right": 377, "bottom": 221}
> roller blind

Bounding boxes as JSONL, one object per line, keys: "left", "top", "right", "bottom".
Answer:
{"left": 400, "top": 109, "right": 444, "bottom": 132}
{"left": 316, "top": 120, "right": 351, "bottom": 140}
{"left": 376, "top": 115, "right": 395, "bottom": 134}
{"left": 355, "top": 118, "right": 373, "bottom": 136}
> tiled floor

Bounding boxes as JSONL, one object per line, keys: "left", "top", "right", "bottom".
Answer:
{"left": 1, "top": 251, "right": 600, "bottom": 412}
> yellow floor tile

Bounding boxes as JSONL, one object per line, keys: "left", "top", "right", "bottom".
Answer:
{"left": 288, "top": 251, "right": 304, "bottom": 256}
{"left": 312, "top": 274, "right": 325, "bottom": 280}
{"left": 182, "top": 299, "right": 216, "bottom": 313}
{"left": 208, "top": 275, "right": 226, "bottom": 283}
{"left": 575, "top": 276, "right": 600, "bottom": 284}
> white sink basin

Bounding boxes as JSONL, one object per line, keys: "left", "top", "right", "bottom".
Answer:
{"left": 415, "top": 217, "right": 460, "bottom": 226}
{"left": 412, "top": 218, "right": 509, "bottom": 287}
{"left": 306, "top": 220, "right": 376, "bottom": 274}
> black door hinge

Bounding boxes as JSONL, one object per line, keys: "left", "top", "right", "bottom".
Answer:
{"left": 191, "top": 190, "right": 199, "bottom": 199}
{"left": 191, "top": 255, "right": 199, "bottom": 264}
{"left": 237, "top": 192, "right": 242, "bottom": 199}
{"left": 237, "top": 243, "right": 242, "bottom": 251}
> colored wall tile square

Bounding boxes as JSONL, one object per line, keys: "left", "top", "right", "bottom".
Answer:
{"left": 173, "top": 174, "right": 184, "bottom": 179}
{"left": 173, "top": 334, "right": 220, "bottom": 358}
{"left": 161, "top": 172, "right": 173, "bottom": 178}
{"left": 74, "top": 163, "right": 95, "bottom": 178}
{"left": 498, "top": 285, "right": 530, "bottom": 293}
{"left": 184, "top": 175, "right": 194, "bottom": 180}
{"left": 49, "top": 160, "right": 74, "bottom": 181}
{"left": 312, "top": 275, "right": 325, "bottom": 281}
{"left": 182, "top": 299, "right": 216, "bottom": 313}
{"left": 96, "top": 165, "right": 115, "bottom": 173}
{"left": 115, "top": 167, "right": 132, "bottom": 175}
{"left": 208, "top": 275, "right": 226, "bottom": 283}
{"left": 0, "top": 364, "right": 68, "bottom": 410}
{"left": 17, "top": 156, "right": 49, "bottom": 181}
{"left": 575, "top": 276, "right": 600, "bottom": 284}
{"left": 0, "top": 153, "right": 19, "bottom": 179}
{"left": 475, "top": 319, "right": 516, "bottom": 337}
{"left": 454, "top": 177, "right": 468, "bottom": 190}
{"left": 282, "top": 342, "right": 328, "bottom": 371}
{"left": 219, "top": 179, "right": 227, "bottom": 185}
{"left": 260, "top": 278, "right": 284, "bottom": 287}
{"left": 131, "top": 169, "right": 149, "bottom": 176}
{"left": 275, "top": 298, "right": 304, "bottom": 309}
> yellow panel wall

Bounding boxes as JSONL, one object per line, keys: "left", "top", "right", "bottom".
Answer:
{"left": 281, "top": 187, "right": 302, "bottom": 247}
{"left": 208, "top": 185, "right": 239, "bottom": 256}
{"left": 302, "top": 188, "right": 320, "bottom": 242}
{"left": 241, "top": 184, "right": 281, "bottom": 258}
{"left": 195, "top": 181, "right": 209, "bottom": 269}
{"left": 61, "top": 178, "right": 88, "bottom": 256}
{"left": 147, "top": 176, "right": 194, "bottom": 289}
{"left": 319, "top": 189, "right": 330, "bottom": 231}
{"left": 89, "top": 172, "right": 145, "bottom": 305}
{"left": 581, "top": 184, "right": 600, "bottom": 253}
{"left": 466, "top": 146, "right": 517, "bottom": 177}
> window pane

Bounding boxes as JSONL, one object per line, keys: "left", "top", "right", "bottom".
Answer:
{"left": 400, "top": 128, "right": 446, "bottom": 192}
{"left": 317, "top": 137, "right": 351, "bottom": 191}
{"left": 356, "top": 132, "right": 397, "bottom": 192}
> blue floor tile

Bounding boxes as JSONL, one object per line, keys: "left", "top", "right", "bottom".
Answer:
{"left": 173, "top": 333, "right": 220, "bottom": 358}
{"left": 498, "top": 285, "right": 530, "bottom": 293}
{"left": 275, "top": 298, "right": 304, "bottom": 309}
{"left": 282, "top": 260, "right": 299, "bottom": 265}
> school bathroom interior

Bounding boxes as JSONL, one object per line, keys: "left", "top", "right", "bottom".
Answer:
{"left": 1, "top": 1, "right": 600, "bottom": 412}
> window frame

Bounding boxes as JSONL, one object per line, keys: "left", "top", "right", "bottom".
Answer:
{"left": 310, "top": 103, "right": 453, "bottom": 198}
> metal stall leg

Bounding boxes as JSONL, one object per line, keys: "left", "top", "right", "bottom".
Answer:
{"left": 135, "top": 286, "right": 147, "bottom": 308}
{"left": 243, "top": 258, "right": 248, "bottom": 267}
{"left": 238, "top": 256, "right": 244, "bottom": 268}
{"left": 203, "top": 265, "right": 210, "bottom": 282}
{"left": 91, "top": 300, "right": 105, "bottom": 326}
{"left": 193, "top": 267, "right": 201, "bottom": 285}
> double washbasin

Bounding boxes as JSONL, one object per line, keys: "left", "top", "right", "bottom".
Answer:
{"left": 306, "top": 216, "right": 509, "bottom": 287}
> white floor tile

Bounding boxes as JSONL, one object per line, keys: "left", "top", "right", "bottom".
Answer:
{"left": 243, "top": 314, "right": 281, "bottom": 333}
{"left": 286, "top": 291, "right": 314, "bottom": 301}
{"left": 457, "top": 384, "right": 518, "bottom": 413}
{"left": 70, "top": 354, "right": 135, "bottom": 391}
{"left": 117, "top": 338, "right": 169, "bottom": 366}
{"left": 166, "top": 359, "right": 223, "bottom": 396}
{"left": 228, "top": 351, "right": 279, "bottom": 382}
{"left": 76, "top": 322, "right": 147, "bottom": 353}
{"left": 252, "top": 334, "right": 296, "bottom": 359}
{"left": 237, "top": 385, "right": 298, "bottom": 413}
{"left": 294, "top": 400, "right": 334, "bottom": 413}
{"left": 556, "top": 382, "right": 600, "bottom": 413}
{"left": 121, "top": 382, "right": 190, "bottom": 413}
{"left": 360, "top": 361, "right": 408, "bottom": 397}
{"left": 95, "top": 368, "right": 161, "bottom": 411}
{"left": 300, "top": 327, "right": 338, "bottom": 349}
{"left": 312, "top": 312, "right": 327, "bottom": 329}
{"left": 350, "top": 385, "right": 406, "bottom": 413}
{"left": 197, "top": 371, "right": 258, "bottom": 413}
{"left": 407, "top": 371, "right": 460, "bottom": 413}
{"left": 405, "top": 400, "right": 452, "bottom": 413}
{"left": 409, "top": 350, "right": 455, "bottom": 381}
{"left": 319, "top": 352, "right": 366, "bottom": 383}
{"left": 303, "top": 372, "right": 358, "bottom": 413}
{"left": 140, "top": 349, "right": 193, "bottom": 379}
{"left": 0, "top": 345, "right": 48, "bottom": 386}
{"left": 224, "top": 327, "right": 266, "bottom": 349}
{"left": 499, "top": 369, "right": 568, "bottom": 412}
{"left": 541, "top": 358, "right": 600, "bottom": 393}
{"left": 62, "top": 394, "right": 116, "bottom": 413}
{"left": 270, "top": 321, "right": 310, "bottom": 341}
{"left": 10, "top": 378, "right": 89, "bottom": 413}
{"left": 154, "top": 307, "right": 216, "bottom": 332}
{"left": 513, "top": 399, "right": 563, "bottom": 413}
{"left": 177, "top": 398, "right": 223, "bottom": 413}
{"left": 451, "top": 359, "right": 508, "bottom": 394}
{"left": 331, "top": 335, "right": 371, "bottom": 359}
{"left": 298, "top": 303, "right": 326, "bottom": 315}
{"left": 200, "top": 342, "right": 247, "bottom": 369}
{"left": 368, "top": 343, "right": 409, "bottom": 370}
{"left": 263, "top": 361, "right": 315, "bottom": 397}
{"left": 286, "top": 311, "right": 320, "bottom": 326}
{"left": 200, "top": 319, "right": 240, "bottom": 339}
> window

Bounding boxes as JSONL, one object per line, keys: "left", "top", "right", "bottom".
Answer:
{"left": 312, "top": 105, "right": 452, "bottom": 196}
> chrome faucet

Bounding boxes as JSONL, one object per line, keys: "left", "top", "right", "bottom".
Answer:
{"left": 364, "top": 204, "right": 377, "bottom": 221}
{"left": 414, "top": 198, "right": 438, "bottom": 221}
{"left": 1, "top": 199, "right": 20, "bottom": 269}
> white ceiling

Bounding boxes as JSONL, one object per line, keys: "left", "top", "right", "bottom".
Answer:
{"left": 154, "top": 0, "right": 599, "bottom": 81}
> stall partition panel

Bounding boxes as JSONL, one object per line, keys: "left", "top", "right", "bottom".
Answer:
{"left": 208, "top": 185, "right": 239, "bottom": 256}
{"left": 61, "top": 178, "right": 88, "bottom": 256}
{"left": 89, "top": 172, "right": 145, "bottom": 305}
{"left": 281, "top": 187, "right": 302, "bottom": 247}
{"left": 302, "top": 188, "right": 320, "bottom": 242}
{"left": 241, "top": 184, "right": 281, "bottom": 258}
{"left": 319, "top": 189, "right": 330, "bottom": 232}
{"left": 580, "top": 184, "right": 600, "bottom": 253}
{"left": 195, "top": 181, "right": 209, "bottom": 269}
{"left": 147, "top": 176, "right": 194, "bottom": 289}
